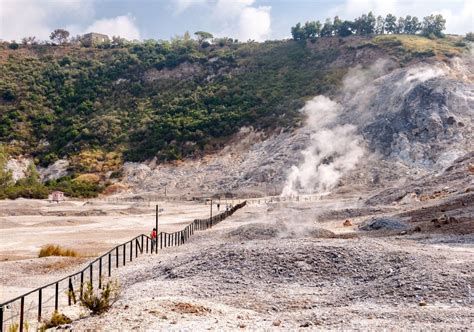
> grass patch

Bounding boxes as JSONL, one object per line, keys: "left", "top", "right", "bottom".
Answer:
{"left": 372, "top": 34, "right": 464, "bottom": 59}
{"left": 38, "top": 244, "right": 78, "bottom": 258}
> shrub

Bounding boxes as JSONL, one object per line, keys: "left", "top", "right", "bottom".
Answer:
{"left": 38, "top": 244, "right": 78, "bottom": 258}
{"left": 7, "top": 323, "right": 18, "bottom": 332}
{"left": 8, "top": 42, "right": 19, "bottom": 50}
{"left": 465, "top": 32, "right": 474, "bottom": 42}
{"left": 46, "top": 176, "right": 104, "bottom": 198}
{"left": 40, "top": 311, "right": 72, "bottom": 330}
{"left": 80, "top": 280, "right": 120, "bottom": 315}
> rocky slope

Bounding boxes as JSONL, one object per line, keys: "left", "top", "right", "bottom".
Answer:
{"left": 121, "top": 54, "right": 473, "bottom": 198}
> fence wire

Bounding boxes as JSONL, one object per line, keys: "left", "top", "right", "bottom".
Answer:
{"left": 0, "top": 201, "right": 246, "bottom": 332}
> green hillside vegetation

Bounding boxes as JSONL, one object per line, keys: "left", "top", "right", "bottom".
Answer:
{"left": 0, "top": 18, "right": 469, "bottom": 200}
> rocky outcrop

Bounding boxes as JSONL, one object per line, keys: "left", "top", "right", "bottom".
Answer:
{"left": 123, "top": 57, "right": 473, "bottom": 197}
{"left": 6, "top": 157, "right": 32, "bottom": 181}
{"left": 39, "top": 159, "right": 70, "bottom": 181}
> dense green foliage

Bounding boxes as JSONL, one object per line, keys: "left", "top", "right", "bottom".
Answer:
{"left": 2, "top": 161, "right": 49, "bottom": 199}
{"left": 45, "top": 176, "right": 104, "bottom": 198}
{"left": 291, "top": 12, "right": 446, "bottom": 41}
{"left": 0, "top": 144, "right": 103, "bottom": 198}
{"left": 0, "top": 32, "right": 465, "bottom": 176}
{"left": 0, "top": 38, "right": 346, "bottom": 165}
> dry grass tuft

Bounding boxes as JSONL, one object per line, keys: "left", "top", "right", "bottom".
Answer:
{"left": 38, "top": 244, "right": 78, "bottom": 258}
{"left": 40, "top": 311, "right": 72, "bottom": 330}
{"left": 171, "top": 302, "right": 212, "bottom": 315}
{"left": 73, "top": 173, "right": 101, "bottom": 184}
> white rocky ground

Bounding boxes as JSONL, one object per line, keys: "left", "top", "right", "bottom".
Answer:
{"left": 0, "top": 199, "right": 225, "bottom": 302}
{"left": 66, "top": 196, "right": 473, "bottom": 330}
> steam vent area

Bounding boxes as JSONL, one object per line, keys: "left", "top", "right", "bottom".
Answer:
{"left": 1, "top": 10, "right": 473, "bottom": 331}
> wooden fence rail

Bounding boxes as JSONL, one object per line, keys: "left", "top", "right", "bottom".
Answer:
{"left": 0, "top": 201, "right": 246, "bottom": 332}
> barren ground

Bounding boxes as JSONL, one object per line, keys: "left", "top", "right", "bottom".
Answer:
{"left": 1, "top": 192, "right": 472, "bottom": 330}
{"left": 0, "top": 198, "right": 226, "bottom": 302}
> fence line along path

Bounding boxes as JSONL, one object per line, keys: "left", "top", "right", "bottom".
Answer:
{"left": 0, "top": 201, "right": 247, "bottom": 332}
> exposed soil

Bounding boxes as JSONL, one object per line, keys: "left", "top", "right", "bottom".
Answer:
{"left": 61, "top": 194, "right": 472, "bottom": 330}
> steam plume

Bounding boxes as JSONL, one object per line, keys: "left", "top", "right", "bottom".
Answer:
{"left": 282, "top": 96, "right": 365, "bottom": 196}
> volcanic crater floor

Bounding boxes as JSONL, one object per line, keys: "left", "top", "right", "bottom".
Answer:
{"left": 68, "top": 202, "right": 473, "bottom": 330}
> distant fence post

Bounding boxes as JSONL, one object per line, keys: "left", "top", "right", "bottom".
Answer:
{"left": 89, "top": 264, "right": 93, "bottom": 288}
{"left": 210, "top": 199, "right": 213, "bottom": 228}
{"left": 99, "top": 257, "right": 102, "bottom": 289}
{"left": 108, "top": 253, "right": 112, "bottom": 277}
{"left": 156, "top": 204, "right": 159, "bottom": 254}
{"left": 116, "top": 247, "right": 119, "bottom": 268}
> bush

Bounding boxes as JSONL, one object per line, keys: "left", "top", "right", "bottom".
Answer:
{"left": 465, "top": 32, "right": 474, "bottom": 42}
{"left": 38, "top": 244, "right": 78, "bottom": 257}
{"left": 46, "top": 176, "right": 104, "bottom": 198}
{"left": 2, "top": 88, "right": 16, "bottom": 101}
{"left": 8, "top": 42, "right": 19, "bottom": 50}
{"left": 40, "top": 311, "right": 72, "bottom": 330}
{"left": 80, "top": 280, "right": 120, "bottom": 315}
{"left": 5, "top": 183, "right": 49, "bottom": 199}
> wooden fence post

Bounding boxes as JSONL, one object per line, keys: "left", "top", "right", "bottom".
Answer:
{"left": 55, "top": 282, "right": 59, "bottom": 311}
{"left": 99, "top": 257, "right": 102, "bottom": 289}
{"left": 19, "top": 296, "right": 24, "bottom": 332}
{"left": 38, "top": 288, "right": 42, "bottom": 322}
{"left": 108, "top": 253, "right": 112, "bottom": 277}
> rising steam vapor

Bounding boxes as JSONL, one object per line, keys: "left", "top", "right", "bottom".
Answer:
{"left": 282, "top": 96, "right": 365, "bottom": 196}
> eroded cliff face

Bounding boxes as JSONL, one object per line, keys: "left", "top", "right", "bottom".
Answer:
{"left": 122, "top": 55, "right": 473, "bottom": 198}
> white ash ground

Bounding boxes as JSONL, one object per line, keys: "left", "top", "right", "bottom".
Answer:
{"left": 70, "top": 201, "right": 473, "bottom": 330}
{"left": 0, "top": 199, "right": 219, "bottom": 302}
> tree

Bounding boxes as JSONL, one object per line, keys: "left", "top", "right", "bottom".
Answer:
{"left": 291, "top": 22, "right": 305, "bottom": 41}
{"left": 21, "top": 36, "right": 38, "bottom": 45}
{"left": 375, "top": 15, "right": 385, "bottom": 34}
{"left": 397, "top": 16, "right": 406, "bottom": 34}
{"left": 303, "top": 21, "right": 321, "bottom": 40}
{"left": 403, "top": 15, "right": 421, "bottom": 34}
{"left": 50, "top": 29, "right": 70, "bottom": 45}
{"left": 354, "top": 12, "right": 376, "bottom": 35}
{"left": 194, "top": 31, "right": 213, "bottom": 45}
{"left": 8, "top": 41, "right": 19, "bottom": 50}
{"left": 384, "top": 14, "right": 398, "bottom": 34}
{"left": 421, "top": 14, "right": 446, "bottom": 38}
{"left": 69, "top": 35, "right": 82, "bottom": 46}
{"left": 333, "top": 16, "right": 343, "bottom": 34}
{"left": 111, "top": 36, "right": 126, "bottom": 47}
{"left": 465, "top": 32, "right": 474, "bottom": 41}
{"left": 337, "top": 20, "right": 354, "bottom": 37}
{"left": 0, "top": 144, "right": 13, "bottom": 196}
{"left": 320, "top": 18, "right": 334, "bottom": 37}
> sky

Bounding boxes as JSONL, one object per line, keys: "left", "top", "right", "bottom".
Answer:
{"left": 0, "top": 0, "right": 472, "bottom": 42}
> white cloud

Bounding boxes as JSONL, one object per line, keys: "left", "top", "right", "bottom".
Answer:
{"left": 0, "top": 1, "right": 141, "bottom": 42}
{"left": 84, "top": 15, "right": 140, "bottom": 40}
{"left": 0, "top": 0, "right": 94, "bottom": 41}
{"left": 174, "top": 0, "right": 207, "bottom": 14}
{"left": 238, "top": 6, "right": 271, "bottom": 41}
{"left": 328, "top": 0, "right": 473, "bottom": 35}
{"left": 174, "top": 0, "right": 272, "bottom": 41}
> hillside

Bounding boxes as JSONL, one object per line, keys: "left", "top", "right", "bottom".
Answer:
{"left": 0, "top": 35, "right": 466, "bottom": 172}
